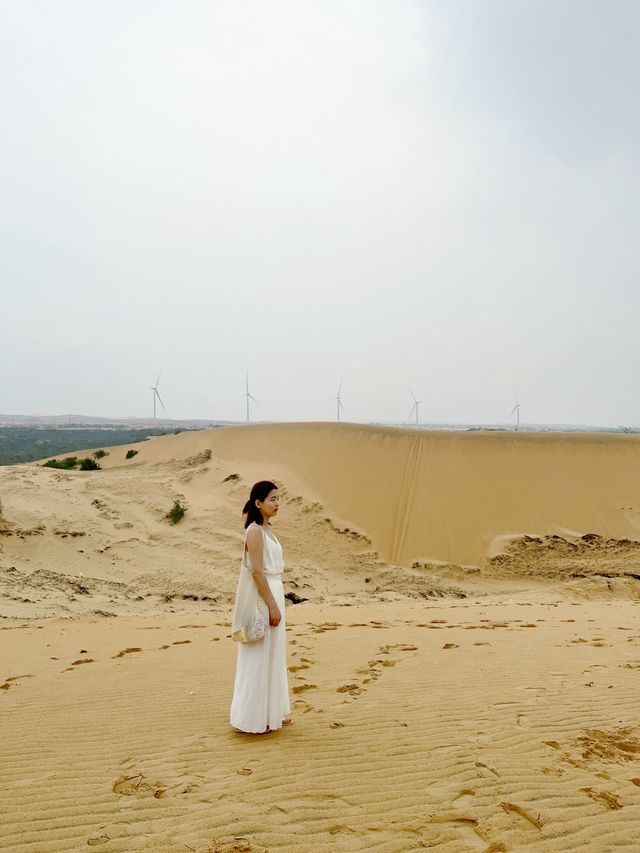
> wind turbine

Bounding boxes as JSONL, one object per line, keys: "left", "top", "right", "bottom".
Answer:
{"left": 244, "top": 371, "right": 259, "bottom": 423}
{"left": 408, "top": 387, "right": 423, "bottom": 426}
{"left": 511, "top": 392, "right": 521, "bottom": 431}
{"left": 150, "top": 369, "right": 166, "bottom": 422}
{"left": 334, "top": 379, "right": 345, "bottom": 422}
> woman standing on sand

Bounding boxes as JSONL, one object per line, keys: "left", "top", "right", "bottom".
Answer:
{"left": 230, "top": 480, "right": 293, "bottom": 734}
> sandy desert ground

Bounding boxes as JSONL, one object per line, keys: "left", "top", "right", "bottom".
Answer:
{"left": 1, "top": 423, "right": 640, "bottom": 852}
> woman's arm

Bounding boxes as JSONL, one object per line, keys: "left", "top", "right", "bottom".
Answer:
{"left": 246, "top": 525, "right": 280, "bottom": 622}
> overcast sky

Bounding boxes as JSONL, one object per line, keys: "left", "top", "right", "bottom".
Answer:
{"left": 1, "top": 0, "right": 639, "bottom": 426}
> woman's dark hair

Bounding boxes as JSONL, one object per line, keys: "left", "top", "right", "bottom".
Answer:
{"left": 243, "top": 480, "right": 278, "bottom": 528}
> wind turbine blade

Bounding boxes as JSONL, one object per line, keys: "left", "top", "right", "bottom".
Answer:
{"left": 408, "top": 386, "right": 416, "bottom": 401}
{"left": 155, "top": 390, "right": 167, "bottom": 411}
{"left": 408, "top": 403, "right": 416, "bottom": 419}
{"left": 155, "top": 368, "right": 163, "bottom": 387}
{"left": 337, "top": 378, "right": 343, "bottom": 396}
{"left": 249, "top": 395, "right": 261, "bottom": 406}
{"left": 510, "top": 405, "right": 517, "bottom": 416}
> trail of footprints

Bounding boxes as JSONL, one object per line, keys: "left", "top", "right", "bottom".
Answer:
{"left": 286, "top": 621, "right": 419, "bottom": 715}
{"left": 340, "top": 641, "right": 419, "bottom": 700}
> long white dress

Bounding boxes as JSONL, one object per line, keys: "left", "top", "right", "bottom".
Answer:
{"left": 229, "top": 522, "right": 292, "bottom": 733}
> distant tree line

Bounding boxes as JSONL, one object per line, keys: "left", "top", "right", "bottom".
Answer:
{"left": 0, "top": 427, "right": 178, "bottom": 466}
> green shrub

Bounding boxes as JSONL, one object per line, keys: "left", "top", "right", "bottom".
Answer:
{"left": 125, "top": 449, "right": 139, "bottom": 460}
{"left": 43, "top": 456, "right": 79, "bottom": 469}
{"left": 166, "top": 499, "right": 186, "bottom": 524}
{"left": 93, "top": 449, "right": 108, "bottom": 459}
{"left": 79, "top": 457, "right": 101, "bottom": 471}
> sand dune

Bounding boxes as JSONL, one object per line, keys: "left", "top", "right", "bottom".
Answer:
{"left": 204, "top": 422, "right": 640, "bottom": 566}
{"left": 2, "top": 423, "right": 640, "bottom": 851}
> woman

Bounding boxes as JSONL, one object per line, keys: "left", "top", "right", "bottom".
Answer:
{"left": 229, "top": 480, "right": 293, "bottom": 734}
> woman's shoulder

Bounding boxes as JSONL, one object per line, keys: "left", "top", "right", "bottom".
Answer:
{"left": 245, "top": 521, "right": 263, "bottom": 541}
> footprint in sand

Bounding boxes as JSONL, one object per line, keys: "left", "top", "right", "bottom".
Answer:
{"left": 311, "top": 622, "right": 341, "bottom": 634}
{"left": 336, "top": 683, "right": 364, "bottom": 696}
{"left": 112, "top": 648, "right": 142, "bottom": 658}
{"left": 1, "top": 674, "right": 33, "bottom": 689}
{"left": 424, "top": 814, "right": 483, "bottom": 849}
{"left": 500, "top": 801, "right": 543, "bottom": 829}
{"left": 328, "top": 824, "right": 357, "bottom": 836}
{"left": 113, "top": 772, "right": 199, "bottom": 798}
{"left": 63, "top": 658, "right": 95, "bottom": 671}
{"left": 541, "top": 766, "right": 565, "bottom": 777}
{"left": 475, "top": 761, "right": 500, "bottom": 777}
{"left": 580, "top": 787, "right": 623, "bottom": 810}
{"left": 451, "top": 787, "right": 476, "bottom": 806}
{"left": 207, "top": 839, "right": 267, "bottom": 853}
{"left": 378, "top": 643, "right": 418, "bottom": 653}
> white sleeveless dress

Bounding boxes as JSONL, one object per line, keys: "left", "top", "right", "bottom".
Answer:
{"left": 229, "top": 522, "right": 292, "bottom": 733}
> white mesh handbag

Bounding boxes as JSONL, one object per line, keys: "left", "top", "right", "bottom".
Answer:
{"left": 231, "top": 555, "right": 269, "bottom": 644}
{"left": 233, "top": 594, "right": 269, "bottom": 643}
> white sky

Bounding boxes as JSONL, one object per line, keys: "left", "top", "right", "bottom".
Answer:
{"left": 1, "top": 0, "right": 639, "bottom": 426}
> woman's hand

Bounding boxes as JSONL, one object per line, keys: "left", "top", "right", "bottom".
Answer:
{"left": 268, "top": 604, "right": 281, "bottom": 627}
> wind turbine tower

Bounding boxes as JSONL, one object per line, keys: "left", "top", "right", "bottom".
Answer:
{"left": 244, "top": 371, "right": 259, "bottom": 423}
{"left": 150, "top": 369, "right": 166, "bottom": 422}
{"left": 408, "top": 387, "right": 423, "bottom": 427}
{"left": 511, "top": 392, "right": 521, "bottom": 431}
{"left": 335, "top": 380, "right": 345, "bottom": 422}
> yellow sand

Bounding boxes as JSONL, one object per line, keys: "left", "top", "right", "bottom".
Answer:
{"left": 1, "top": 423, "right": 640, "bottom": 851}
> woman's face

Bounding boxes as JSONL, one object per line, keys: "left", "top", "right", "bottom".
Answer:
{"left": 257, "top": 488, "right": 280, "bottom": 519}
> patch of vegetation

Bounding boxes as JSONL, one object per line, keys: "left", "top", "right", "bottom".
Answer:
{"left": 42, "top": 455, "right": 101, "bottom": 471}
{"left": 93, "top": 449, "right": 108, "bottom": 459}
{"left": 166, "top": 499, "right": 186, "bottom": 524}
{"left": 43, "top": 456, "right": 80, "bottom": 469}
{"left": 125, "top": 449, "right": 139, "bottom": 459}
{"left": 79, "top": 457, "right": 101, "bottom": 471}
